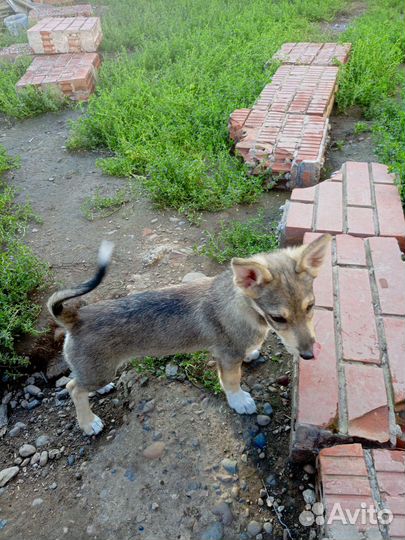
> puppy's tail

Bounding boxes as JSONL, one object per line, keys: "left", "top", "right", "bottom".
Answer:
{"left": 47, "top": 241, "right": 114, "bottom": 328}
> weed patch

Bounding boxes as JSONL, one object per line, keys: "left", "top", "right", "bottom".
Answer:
{"left": 69, "top": 0, "right": 347, "bottom": 213}
{"left": 0, "top": 145, "right": 47, "bottom": 372}
{"left": 132, "top": 352, "right": 221, "bottom": 394}
{"left": 0, "top": 58, "right": 67, "bottom": 119}
{"left": 81, "top": 181, "right": 138, "bottom": 220}
{"left": 198, "top": 213, "right": 279, "bottom": 263}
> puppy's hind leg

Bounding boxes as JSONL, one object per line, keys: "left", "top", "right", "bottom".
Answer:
{"left": 67, "top": 379, "right": 104, "bottom": 436}
{"left": 216, "top": 356, "right": 256, "bottom": 415}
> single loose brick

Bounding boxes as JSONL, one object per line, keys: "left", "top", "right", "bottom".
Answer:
{"left": 281, "top": 201, "right": 313, "bottom": 245}
{"left": 338, "top": 267, "right": 380, "bottom": 363}
{"left": 371, "top": 162, "right": 395, "bottom": 184}
{"left": 297, "top": 310, "right": 338, "bottom": 428}
{"left": 345, "top": 161, "right": 372, "bottom": 206}
{"left": 345, "top": 363, "right": 390, "bottom": 443}
{"left": 368, "top": 237, "right": 405, "bottom": 316}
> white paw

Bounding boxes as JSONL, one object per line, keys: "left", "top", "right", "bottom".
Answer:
{"left": 244, "top": 349, "right": 260, "bottom": 363}
{"left": 226, "top": 390, "right": 257, "bottom": 415}
{"left": 96, "top": 382, "right": 115, "bottom": 395}
{"left": 81, "top": 415, "right": 104, "bottom": 436}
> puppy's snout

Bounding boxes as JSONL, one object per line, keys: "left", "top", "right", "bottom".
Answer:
{"left": 300, "top": 350, "right": 314, "bottom": 360}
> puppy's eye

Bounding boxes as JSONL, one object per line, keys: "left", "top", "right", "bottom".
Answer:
{"left": 271, "top": 315, "right": 287, "bottom": 324}
{"left": 306, "top": 304, "right": 314, "bottom": 313}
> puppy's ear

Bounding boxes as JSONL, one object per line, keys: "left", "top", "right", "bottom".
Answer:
{"left": 295, "top": 234, "right": 331, "bottom": 277}
{"left": 231, "top": 258, "right": 272, "bottom": 295}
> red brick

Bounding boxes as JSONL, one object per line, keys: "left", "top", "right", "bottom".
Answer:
{"left": 347, "top": 207, "right": 375, "bottom": 236}
{"left": 371, "top": 162, "right": 395, "bottom": 184}
{"left": 345, "top": 161, "right": 372, "bottom": 206}
{"left": 290, "top": 185, "right": 317, "bottom": 203}
{"left": 338, "top": 267, "right": 380, "bottom": 363}
{"left": 373, "top": 449, "right": 405, "bottom": 473}
{"left": 335, "top": 235, "right": 366, "bottom": 266}
{"left": 273, "top": 42, "right": 351, "bottom": 66}
{"left": 297, "top": 310, "right": 338, "bottom": 428}
{"left": 374, "top": 184, "right": 405, "bottom": 250}
{"left": 320, "top": 455, "right": 368, "bottom": 476}
{"left": 16, "top": 53, "right": 100, "bottom": 101}
{"left": 319, "top": 443, "right": 364, "bottom": 458}
{"left": 383, "top": 317, "right": 405, "bottom": 407}
{"left": 368, "top": 237, "right": 405, "bottom": 316}
{"left": 345, "top": 363, "right": 390, "bottom": 442}
{"left": 315, "top": 181, "right": 343, "bottom": 233}
{"left": 283, "top": 201, "right": 313, "bottom": 244}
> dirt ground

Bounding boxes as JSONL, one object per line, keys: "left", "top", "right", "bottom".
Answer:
{"left": 0, "top": 11, "right": 374, "bottom": 533}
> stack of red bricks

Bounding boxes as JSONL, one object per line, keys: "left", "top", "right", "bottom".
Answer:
{"left": 283, "top": 160, "right": 405, "bottom": 538}
{"left": 228, "top": 42, "right": 351, "bottom": 188}
{"left": 16, "top": 8, "right": 102, "bottom": 101}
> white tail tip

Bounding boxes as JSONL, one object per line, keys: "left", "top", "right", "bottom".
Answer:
{"left": 98, "top": 240, "right": 114, "bottom": 266}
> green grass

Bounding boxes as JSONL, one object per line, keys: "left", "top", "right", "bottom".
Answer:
{"left": 372, "top": 93, "right": 405, "bottom": 204}
{"left": 81, "top": 181, "right": 139, "bottom": 220}
{"left": 68, "top": 0, "right": 347, "bottom": 214}
{"left": 0, "top": 146, "right": 47, "bottom": 372}
{"left": 0, "top": 58, "right": 67, "bottom": 119}
{"left": 336, "top": 0, "right": 405, "bottom": 203}
{"left": 198, "top": 212, "right": 279, "bottom": 263}
{"left": 132, "top": 351, "right": 221, "bottom": 394}
{"left": 337, "top": 0, "right": 404, "bottom": 111}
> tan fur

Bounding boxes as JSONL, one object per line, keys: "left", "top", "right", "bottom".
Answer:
{"left": 48, "top": 234, "right": 331, "bottom": 435}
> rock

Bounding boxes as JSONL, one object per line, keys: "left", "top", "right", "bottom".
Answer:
{"left": 36, "top": 435, "right": 50, "bottom": 448}
{"left": 24, "top": 384, "right": 42, "bottom": 397}
{"left": 303, "top": 489, "right": 316, "bottom": 505}
{"left": 19, "top": 444, "right": 36, "bottom": 458}
{"left": 8, "top": 422, "right": 26, "bottom": 437}
{"left": 2, "top": 392, "right": 12, "bottom": 405}
{"left": 276, "top": 374, "right": 289, "bottom": 386}
{"left": 55, "top": 376, "right": 71, "bottom": 388}
{"left": 165, "top": 363, "right": 178, "bottom": 378}
{"left": 256, "top": 415, "right": 271, "bottom": 427}
{"left": 253, "top": 433, "right": 267, "bottom": 449}
{"left": 27, "top": 399, "right": 40, "bottom": 410}
{"left": 67, "top": 455, "right": 75, "bottom": 466}
{"left": 21, "top": 457, "right": 30, "bottom": 467}
{"left": 96, "top": 383, "right": 115, "bottom": 395}
{"left": 39, "top": 451, "right": 48, "bottom": 467}
{"left": 0, "top": 404, "right": 8, "bottom": 429}
{"left": 221, "top": 458, "right": 237, "bottom": 475}
{"left": 32, "top": 498, "right": 44, "bottom": 507}
{"left": 303, "top": 464, "right": 315, "bottom": 475}
{"left": 48, "top": 449, "right": 60, "bottom": 460}
{"left": 200, "top": 521, "right": 223, "bottom": 540}
{"left": 46, "top": 355, "right": 68, "bottom": 379}
{"left": 0, "top": 466, "right": 19, "bottom": 487}
{"left": 182, "top": 272, "right": 207, "bottom": 283}
{"left": 263, "top": 522, "right": 273, "bottom": 534}
{"left": 143, "top": 442, "right": 166, "bottom": 459}
{"left": 247, "top": 520, "right": 262, "bottom": 537}
{"left": 142, "top": 245, "right": 172, "bottom": 266}
{"left": 212, "top": 502, "right": 233, "bottom": 525}
{"left": 49, "top": 482, "right": 57, "bottom": 490}
{"left": 30, "top": 452, "right": 41, "bottom": 465}
{"left": 262, "top": 403, "right": 273, "bottom": 416}
{"left": 141, "top": 400, "right": 155, "bottom": 413}
{"left": 55, "top": 389, "right": 69, "bottom": 400}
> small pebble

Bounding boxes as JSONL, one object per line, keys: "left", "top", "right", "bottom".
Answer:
{"left": 32, "top": 498, "right": 44, "bottom": 507}
{"left": 247, "top": 520, "right": 262, "bottom": 537}
{"left": 221, "top": 458, "right": 237, "bottom": 475}
{"left": 36, "top": 435, "right": 50, "bottom": 448}
{"left": 256, "top": 415, "right": 271, "bottom": 427}
{"left": 303, "top": 489, "right": 316, "bottom": 505}
{"left": 303, "top": 464, "right": 315, "bottom": 475}
{"left": 143, "top": 442, "right": 165, "bottom": 459}
{"left": 19, "top": 444, "right": 36, "bottom": 458}
{"left": 200, "top": 521, "right": 223, "bottom": 540}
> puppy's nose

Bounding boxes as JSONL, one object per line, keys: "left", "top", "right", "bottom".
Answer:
{"left": 300, "top": 350, "right": 314, "bottom": 360}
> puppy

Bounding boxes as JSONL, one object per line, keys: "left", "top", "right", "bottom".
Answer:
{"left": 47, "top": 234, "right": 331, "bottom": 435}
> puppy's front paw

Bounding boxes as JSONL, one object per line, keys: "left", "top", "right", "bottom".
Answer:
{"left": 227, "top": 390, "right": 257, "bottom": 415}
{"left": 81, "top": 415, "right": 104, "bottom": 436}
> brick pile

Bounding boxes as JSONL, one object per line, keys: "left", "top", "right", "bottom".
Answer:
{"left": 228, "top": 42, "right": 351, "bottom": 187}
{"left": 16, "top": 13, "right": 103, "bottom": 101}
{"left": 280, "top": 161, "right": 405, "bottom": 250}
{"left": 28, "top": 4, "right": 94, "bottom": 24}
{"left": 318, "top": 445, "right": 405, "bottom": 539}
{"left": 0, "top": 43, "right": 33, "bottom": 63}
{"left": 27, "top": 17, "right": 102, "bottom": 54}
